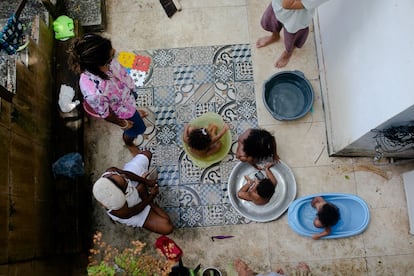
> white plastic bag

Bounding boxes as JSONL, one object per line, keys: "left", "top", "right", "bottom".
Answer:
{"left": 58, "top": 84, "right": 80, "bottom": 112}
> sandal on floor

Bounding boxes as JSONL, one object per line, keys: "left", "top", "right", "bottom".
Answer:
{"left": 155, "top": 235, "right": 183, "bottom": 262}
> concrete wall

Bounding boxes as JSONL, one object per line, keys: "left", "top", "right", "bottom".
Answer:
{"left": 314, "top": 0, "right": 414, "bottom": 157}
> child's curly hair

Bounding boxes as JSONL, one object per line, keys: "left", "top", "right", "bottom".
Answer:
{"left": 256, "top": 178, "right": 275, "bottom": 199}
{"left": 67, "top": 33, "right": 112, "bottom": 80}
{"left": 188, "top": 128, "right": 211, "bottom": 151}
{"left": 243, "top": 129, "right": 278, "bottom": 161}
{"left": 317, "top": 203, "right": 340, "bottom": 227}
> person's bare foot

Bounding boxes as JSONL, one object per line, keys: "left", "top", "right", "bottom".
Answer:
{"left": 234, "top": 259, "right": 255, "bottom": 276}
{"left": 256, "top": 33, "right": 280, "bottom": 48}
{"left": 275, "top": 50, "right": 293, "bottom": 68}
{"left": 295, "top": 262, "right": 310, "bottom": 276}
{"left": 276, "top": 268, "right": 285, "bottom": 275}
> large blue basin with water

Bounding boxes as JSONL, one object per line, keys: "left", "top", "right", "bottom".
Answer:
{"left": 263, "top": 70, "right": 314, "bottom": 121}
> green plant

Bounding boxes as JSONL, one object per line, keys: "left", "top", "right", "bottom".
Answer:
{"left": 88, "top": 231, "right": 175, "bottom": 276}
{"left": 87, "top": 261, "right": 116, "bottom": 276}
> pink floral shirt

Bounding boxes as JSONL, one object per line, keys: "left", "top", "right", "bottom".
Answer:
{"left": 79, "top": 59, "right": 136, "bottom": 119}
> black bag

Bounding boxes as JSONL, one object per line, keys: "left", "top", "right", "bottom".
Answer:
{"left": 169, "top": 258, "right": 201, "bottom": 276}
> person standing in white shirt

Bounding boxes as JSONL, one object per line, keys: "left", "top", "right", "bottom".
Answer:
{"left": 256, "top": 0, "right": 329, "bottom": 68}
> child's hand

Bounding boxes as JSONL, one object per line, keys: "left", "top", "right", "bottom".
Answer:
{"left": 183, "top": 124, "right": 190, "bottom": 142}
{"left": 311, "top": 196, "right": 323, "bottom": 208}
{"left": 255, "top": 165, "right": 263, "bottom": 170}
{"left": 207, "top": 123, "right": 218, "bottom": 134}
{"left": 244, "top": 175, "right": 255, "bottom": 187}
{"left": 264, "top": 162, "right": 274, "bottom": 170}
{"left": 312, "top": 234, "right": 320, "bottom": 240}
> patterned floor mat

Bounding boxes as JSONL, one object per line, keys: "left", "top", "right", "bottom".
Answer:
{"left": 123, "top": 44, "right": 258, "bottom": 227}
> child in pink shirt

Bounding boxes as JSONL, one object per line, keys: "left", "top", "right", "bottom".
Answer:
{"left": 68, "top": 33, "right": 146, "bottom": 154}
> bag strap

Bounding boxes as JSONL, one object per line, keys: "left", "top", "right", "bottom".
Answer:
{"left": 15, "top": 0, "right": 28, "bottom": 17}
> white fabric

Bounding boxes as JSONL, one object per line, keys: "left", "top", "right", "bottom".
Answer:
{"left": 58, "top": 84, "right": 80, "bottom": 112}
{"left": 107, "top": 181, "right": 151, "bottom": 227}
{"left": 92, "top": 177, "right": 125, "bottom": 210}
{"left": 123, "top": 153, "right": 149, "bottom": 177}
{"left": 271, "top": 0, "right": 329, "bottom": 33}
{"left": 124, "top": 180, "right": 140, "bottom": 207}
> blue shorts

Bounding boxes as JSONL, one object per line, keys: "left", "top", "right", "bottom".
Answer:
{"left": 123, "top": 110, "right": 146, "bottom": 139}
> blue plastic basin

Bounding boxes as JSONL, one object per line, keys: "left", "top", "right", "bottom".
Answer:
{"left": 288, "top": 193, "right": 370, "bottom": 239}
{"left": 263, "top": 71, "right": 314, "bottom": 120}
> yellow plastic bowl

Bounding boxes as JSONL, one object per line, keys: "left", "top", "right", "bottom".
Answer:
{"left": 183, "top": 112, "right": 232, "bottom": 168}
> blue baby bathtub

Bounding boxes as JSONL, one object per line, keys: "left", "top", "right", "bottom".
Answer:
{"left": 288, "top": 193, "right": 370, "bottom": 239}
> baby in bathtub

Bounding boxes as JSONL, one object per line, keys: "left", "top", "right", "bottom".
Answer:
{"left": 237, "top": 162, "right": 277, "bottom": 205}
{"left": 311, "top": 196, "right": 340, "bottom": 240}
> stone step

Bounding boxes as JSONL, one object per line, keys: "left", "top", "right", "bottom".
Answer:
{"left": 64, "top": 0, "right": 106, "bottom": 32}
